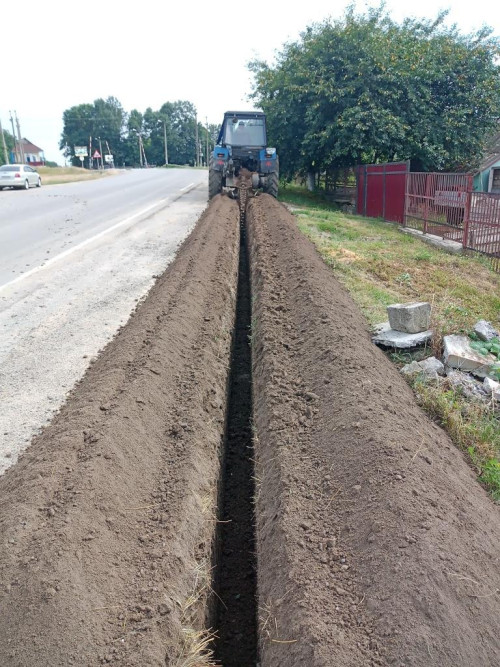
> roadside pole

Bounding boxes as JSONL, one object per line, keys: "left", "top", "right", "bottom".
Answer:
{"left": 15, "top": 112, "right": 25, "bottom": 164}
{"left": 9, "top": 111, "right": 18, "bottom": 162}
{"left": 195, "top": 114, "right": 199, "bottom": 167}
{"left": 164, "top": 121, "right": 168, "bottom": 166}
{"left": 206, "top": 117, "right": 209, "bottom": 168}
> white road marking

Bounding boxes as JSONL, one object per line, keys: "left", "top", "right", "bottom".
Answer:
{"left": 0, "top": 198, "right": 169, "bottom": 294}
{"left": 180, "top": 183, "right": 195, "bottom": 192}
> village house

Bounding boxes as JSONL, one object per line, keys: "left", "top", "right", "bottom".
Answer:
{"left": 11, "top": 138, "right": 45, "bottom": 166}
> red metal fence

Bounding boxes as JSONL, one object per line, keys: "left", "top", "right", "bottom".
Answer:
{"left": 466, "top": 193, "right": 500, "bottom": 272}
{"left": 356, "top": 161, "right": 409, "bottom": 223}
{"left": 356, "top": 164, "right": 500, "bottom": 272}
{"left": 405, "top": 172, "right": 472, "bottom": 240}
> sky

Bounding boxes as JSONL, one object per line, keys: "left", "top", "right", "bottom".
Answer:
{"left": 2, "top": 0, "right": 500, "bottom": 164}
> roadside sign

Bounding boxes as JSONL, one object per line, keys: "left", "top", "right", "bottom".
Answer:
{"left": 74, "top": 146, "right": 88, "bottom": 157}
{"left": 93, "top": 150, "right": 101, "bottom": 159}
{"left": 104, "top": 154, "right": 113, "bottom": 163}
{"left": 78, "top": 156, "right": 84, "bottom": 163}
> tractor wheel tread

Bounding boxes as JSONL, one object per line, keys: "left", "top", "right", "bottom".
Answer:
{"left": 208, "top": 157, "right": 223, "bottom": 199}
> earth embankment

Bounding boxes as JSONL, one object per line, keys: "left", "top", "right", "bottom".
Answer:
{"left": 0, "top": 195, "right": 240, "bottom": 666}
{"left": 0, "top": 191, "right": 499, "bottom": 667}
{"left": 247, "top": 194, "right": 500, "bottom": 667}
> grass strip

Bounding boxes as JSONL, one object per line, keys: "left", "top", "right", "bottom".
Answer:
{"left": 280, "top": 185, "right": 500, "bottom": 501}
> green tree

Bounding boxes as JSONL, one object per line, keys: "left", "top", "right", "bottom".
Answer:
{"left": 60, "top": 96, "right": 126, "bottom": 166}
{"left": 0, "top": 127, "right": 15, "bottom": 165}
{"left": 250, "top": 5, "right": 500, "bottom": 177}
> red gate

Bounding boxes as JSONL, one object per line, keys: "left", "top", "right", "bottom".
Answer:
{"left": 356, "top": 161, "right": 409, "bottom": 223}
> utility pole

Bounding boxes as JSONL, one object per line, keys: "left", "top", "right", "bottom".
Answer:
{"left": 0, "top": 118, "right": 9, "bottom": 164}
{"left": 15, "top": 111, "right": 25, "bottom": 164}
{"left": 163, "top": 121, "right": 168, "bottom": 166}
{"left": 195, "top": 114, "right": 199, "bottom": 167}
{"left": 105, "top": 140, "right": 113, "bottom": 168}
{"left": 98, "top": 137, "right": 104, "bottom": 170}
{"left": 9, "top": 111, "right": 18, "bottom": 162}
{"left": 205, "top": 116, "right": 209, "bottom": 168}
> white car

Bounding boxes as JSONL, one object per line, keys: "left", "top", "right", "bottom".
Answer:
{"left": 0, "top": 164, "right": 42, "bottom": 190}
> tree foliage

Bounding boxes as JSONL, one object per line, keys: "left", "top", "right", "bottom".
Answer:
{"left": 60, "top": 98, "right": 217, "bottom": 167}
{"left": 0, "top": 128, "right": 15, "bottom": 165}
{"left": 250, "top": 5, "right": 500, "bottom": 176}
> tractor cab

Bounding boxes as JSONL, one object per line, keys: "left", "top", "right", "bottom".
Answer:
{"left": 209, "top": 111, "right": 279, "bottom": 199}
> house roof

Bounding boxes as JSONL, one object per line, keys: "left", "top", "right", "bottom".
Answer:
{"left": 20, "top": 138, "right": 44, "bottom": 154}
{"left": 476, "top": 131, "right": 500, "bottom": 173}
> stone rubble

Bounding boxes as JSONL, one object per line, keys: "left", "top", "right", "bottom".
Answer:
{"left": 401, "top": 357, "right": 444, "bottom": 381}
{"left": 474, "top": 320, "right": 500, "bottom": 342}
{"left": 483, "top": 377, "right": 500, "bottom": 402}
{"left": 446, "top": 369, "right": 489, "bottom": 402}
{"left": 443, "top": 335, "right": 497, "bottom": 378}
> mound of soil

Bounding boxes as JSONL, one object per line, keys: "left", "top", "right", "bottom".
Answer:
{"left": 0, "top": 195, "right": 240, "bottom": 666}
{"left": 247, "top": 195, "right": 500, "bottom": 667}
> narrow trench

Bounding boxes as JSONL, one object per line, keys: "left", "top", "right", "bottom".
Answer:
{"left": 213, "top": 197, "right": 258, "bottom": 666}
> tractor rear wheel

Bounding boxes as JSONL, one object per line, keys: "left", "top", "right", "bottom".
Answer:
{"left": 208, "top": 158, "right": 223, "bottom": 199}
{"left": 264, "top": 158, "right": 279, "bottom": 198}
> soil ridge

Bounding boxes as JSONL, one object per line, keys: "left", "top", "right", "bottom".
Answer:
{"left": 248, "top": 194, "right": 500, "bottom": 667}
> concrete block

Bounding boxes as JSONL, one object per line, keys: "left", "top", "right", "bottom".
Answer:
{"left": 387, "top": 302, "right": 431, "bottom": 334}
{"left": 372, "top": 322, "right": 432, "bottom": 349}
{"left": 474, "top": 320, "right": 499, "bottom": 342}
{"left": 484, "top": 377, "right": 500, "bottom": 401}
{"left": 443, "top": 335, "right": 497, "bottom": 378}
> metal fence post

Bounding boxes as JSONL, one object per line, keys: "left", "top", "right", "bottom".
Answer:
{"left": 462, "top": 174, "right": 473, "bottom": 249}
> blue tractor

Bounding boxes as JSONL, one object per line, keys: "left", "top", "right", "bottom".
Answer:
{"left": 209, "top": 111, "right": 279, "bottom": 199}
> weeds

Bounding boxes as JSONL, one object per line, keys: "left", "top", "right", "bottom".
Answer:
{"left": 411, "top": 377, "right": 500, "bottom": 500}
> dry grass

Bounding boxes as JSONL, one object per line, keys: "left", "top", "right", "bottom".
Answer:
{"left": 38, "top": 166, "right": 120, "bottom": 185}
{"left": 170, "top": 628, "right": 218, "bottom": 667}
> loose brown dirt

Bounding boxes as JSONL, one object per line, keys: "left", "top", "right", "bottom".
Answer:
{"left": 248, "top": 195, "right": 500, "bottom": 667}
{"left": 1, "top": 191, "right": 500, "bottom": 667}
{"left": 0, "top": 195, "right": 240, "bottom": 666}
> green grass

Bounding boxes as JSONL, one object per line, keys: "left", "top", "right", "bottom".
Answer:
{"left": 281, "top": 186, "right": 500, "bottom": 501}
{"left": 413, "top": 380, "right": 500, "bottom": 501}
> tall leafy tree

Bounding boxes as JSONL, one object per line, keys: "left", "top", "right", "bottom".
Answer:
{"left": 250, "top": 6, "right": 500, "bottom": 177}
{"left": 60, "top": 97, "right": 125, "bottom": 166}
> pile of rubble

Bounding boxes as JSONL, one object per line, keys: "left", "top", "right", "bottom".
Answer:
{"left": 372, "top": 303, "right": 500, "bottom": 403}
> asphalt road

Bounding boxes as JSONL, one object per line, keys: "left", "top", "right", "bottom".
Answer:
{"left": 0, "top": 168, "right": 208, "bottom": 473}
{"left": 0, "top": 168, "right": 206, "bottom": 287}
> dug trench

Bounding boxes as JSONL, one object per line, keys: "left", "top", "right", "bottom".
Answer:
{"left": 0, "top": 193, "right": 499, "bottom": 666}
